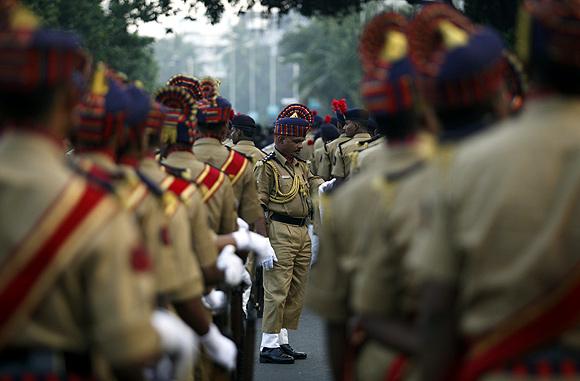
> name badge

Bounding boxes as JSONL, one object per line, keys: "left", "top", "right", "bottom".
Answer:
{"left": 281, "top": 175, "right": 291, "bottom": 179}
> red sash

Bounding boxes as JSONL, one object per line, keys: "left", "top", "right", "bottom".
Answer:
{"left": 384, "top": 356, "right": 408, "bottom": 381}
{"left": 220, "top": 150, "right": 248, "bottom": 186}
{"left": 456, "top": 262, "right": 580, "bottom": 381}
{"left": 194, "top": 165, "right": 225, "bottom": 202}
{"left": 160, "top": 175, "right": 197, "bottom": 206}
{"left": 0, "top": 178, "right": 116, "bottom": 348}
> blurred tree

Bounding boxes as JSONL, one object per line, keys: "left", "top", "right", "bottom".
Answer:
{"left": 278, "top": 2, "right": 411, "bottom": 115}
{"left": 279, "top": 15, "right": 363, "bottom": 112}
{"left": 23, "top": 0, "right": 159, "bottom": 88}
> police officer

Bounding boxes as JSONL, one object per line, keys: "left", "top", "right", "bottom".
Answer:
{"left": 0, "top": 5, "right": 163, "bottom": 380}
{"left": 122, "top": 84, "right": 240, "bottom": 372}
{"left": 331, "top": 108, "right": 372, "bottom": 181}
{"left": 297, "top": 113, "right": 322, "bottom": 163}
{"left": 255, "top": 104, "right": 323, "bottom": 364}
{"left": 157, "top": 86, "right": 238, "bottom": 236}
{"left": 231, "top": 114, "right": 267, "bottom": 166}
{"left": 318, "top": 100, "right": 351, "bottom": 180}
{"left": 312, "top": 122, "right": 340, "bottom": 178}
{"left": 192, "top": 92, "right": 267, "bottom": 236}
{"left": 307, "top": 12, "right": 430, "bottom": 381}
{"left": 409, "top": 2, "right": 580, "bottom": 380}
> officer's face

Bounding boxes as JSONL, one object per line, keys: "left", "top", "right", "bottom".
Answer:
{"left": 276, "top": 135, "right": 304, "bottom": 156}
{"left": 344, "top": 120, "right": 358, "bottom": 137}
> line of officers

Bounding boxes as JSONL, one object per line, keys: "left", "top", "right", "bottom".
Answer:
{"left": 302, "top": 2, "right": 580, "bottom": 381}
{"left": 0, "top": 3, "right": 312, "bottom": 381}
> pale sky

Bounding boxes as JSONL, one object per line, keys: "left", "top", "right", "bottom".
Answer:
{"left": 134, "top": 2, "right": 264, "bottom": 43}
{"left": 135, "top": 0, "right": 413, "bottom": 42}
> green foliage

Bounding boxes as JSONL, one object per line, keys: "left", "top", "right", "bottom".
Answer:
{"left": 22, "top": 0, "right": 159, "bottom": 88}
{"left": 278, "top": 3, "right": 410, "bottom": 114}
{"left": 279, "top": 15, "right": 363, "bottom": 111}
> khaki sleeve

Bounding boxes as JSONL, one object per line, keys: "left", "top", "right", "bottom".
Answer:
{"left": 86, "top": 210, "right": 160, "bottom": 366}
{"left": 237, "top": 166, "right": 263, "bottom": 224}
{"left": 254, "top": 161, "right": 273, "bottom": 209}
{"left": 306, "top": 197, "right": 349, "bottom": 322}
{"left": 351, "top": 230, "right": 398, "bottom": 317}
{"left": 165, "top": 203, "right": 204, "bottom": 302}
{"left": 219, "top": 178, "right": 238, "bottom": 234}
{"left": 189, "top": 192, "right": 219, "bottom": 268}
{"left": 406, "top": 182, "right": 459, "bottom": 285}
{"left": 318, "top": 147, "right": 331, "bottom": 180}
{"left": 331, "top": 144, "right": 346, "bottom": 178}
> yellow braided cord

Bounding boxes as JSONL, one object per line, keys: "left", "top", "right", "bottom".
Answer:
{"left": 266, "top": 161, "right": 305, "bottom": 204}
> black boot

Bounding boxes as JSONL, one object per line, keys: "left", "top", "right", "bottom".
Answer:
{"left": 259, "top": 347, "right": 295, "bottom": 364}
{"left": 280, "top": 344, "right": 307, "bottom": 360}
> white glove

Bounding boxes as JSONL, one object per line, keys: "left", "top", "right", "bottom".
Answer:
{"left": 236, "top": 217, "right": 250, "bottom": 231}
{"left": 232, "top": 229, "right": 278, "bottom": 264}
{"left": 216, "top": 245, "right": 244, "bottom": 286}
{"left": 200, "top": 323, "right": 237, "bottom": 371}
{"left": 151, "top": 310, "right": 198, "bottom": 381}
{"left": 318, "top": 178, "right": 336, "bottom": 195}
{"left": 262, "top": 255, "right": 275, "bottom": 271}
{"left": 202, "top": 290, "right": 228, "bottom": 314}
{"left": 241, "top": 269, "right": 252, "bottom": 290}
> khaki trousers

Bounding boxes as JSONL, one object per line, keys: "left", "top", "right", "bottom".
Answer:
{"left": 262, "top": 220, "right": 311, "bottom": 333}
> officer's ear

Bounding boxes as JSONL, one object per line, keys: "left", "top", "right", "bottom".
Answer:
{"left": 275, "top": 135, "right": 285, "bottom": 145}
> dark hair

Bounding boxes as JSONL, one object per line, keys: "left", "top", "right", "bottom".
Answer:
{"left": 436, "top": 99, "right": 497, "bottom": 132}
{"left": 196, "top": 122, "right": 228, "bottom": 139}
{"left": 0, "top": 86, "right": 60, "bottom": 123}
{"left": 234, "top": 125, "right": 255, "bottom": 139}
{"left": 374, "top": 110, "right": 418, "bottom": 141}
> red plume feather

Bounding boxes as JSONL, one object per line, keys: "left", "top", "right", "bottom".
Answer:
{"left": 311, "top": 109, "right": 318, "bottom": 117}
{"left": 324, "top": 115, "right": 332, "bottom": 123}
{"left": 331, "top": 98, "right": 348, "bottom": 114}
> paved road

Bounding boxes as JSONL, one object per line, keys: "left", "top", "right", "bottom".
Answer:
{"left": 253, "top": 308, "right": 332, "bottom": 381}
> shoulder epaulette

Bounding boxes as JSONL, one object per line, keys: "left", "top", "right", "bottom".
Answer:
{"left": 385, "top": 160, "right": 426, "bottom": 182}
{"left": 263, "top": 152, "right": 276, "bottom": 162}
{"left": 194, "top": 164, "right": 225, "bottom": 202}
{"left": 67, "top": 158, "right": 115, "bottom": 194}
{"left": 160, "top": 175, "right": 198, "bottom": 209}
{"left": 358, "top": 135, "right": 381, "bottom": 146}
{"left": 135, "top": 170, "right": 164, "bottom": 198}
{"left": 225, "top": 145, "right": 252, "bottom": 160}
{"left": 220, "top": 148, "right": 250, "bottom": 186}
{"left": 160, "top": 163, "right": 193, "bottom": 181}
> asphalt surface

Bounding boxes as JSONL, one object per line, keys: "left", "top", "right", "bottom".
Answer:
{"left": 253, "top": 308, "right": 333, "bottom": 381}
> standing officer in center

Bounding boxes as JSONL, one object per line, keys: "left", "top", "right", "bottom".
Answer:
{"left": 231, "top": 114, "right": 267, "bottom": 166}
{"left": 255, "top": 104, "right": 323, "bottom": 364}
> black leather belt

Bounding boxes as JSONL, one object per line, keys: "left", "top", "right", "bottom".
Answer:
{"left": 270, "top": 213, "right": 307, "bottom": 226}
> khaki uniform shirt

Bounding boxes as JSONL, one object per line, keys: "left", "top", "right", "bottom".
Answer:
{"left": 139, "top": 158, "right": 204, "bottom": 301}
{"left": 296, "top": 130, "right": 317, "bottom": 162}
{"left": 233, "top": 140, "right": 267, "bottom": 166}
{"left": 79, "top": 153, "right": 204, "bottom": 303}
{"left": 254, "top": 149, "right": 323, "bottom": 220}
{"left": 194, "top": 137, "right": 262, "bottom": 225}
{"left": 349, "top": 136, "right": 387, "bottom": 176}
{"left": 332, "top": 132, "right": 372, "bottom": 178}
{"left": 163, "top": 150, "right": 237, "bottom": 235}
{"left": 408, "top": 97, "right": 580, "bottom": 341}
{"left": 307, "top": 143, "right": 428, "bottom": 322}
{"left": 0, "top": 131, "right": 159, "bottom": 366}
{"left": 318, "top": 134, "right": 351, "bottom": 179}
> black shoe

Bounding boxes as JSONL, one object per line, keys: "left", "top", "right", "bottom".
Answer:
{"left": 280, "top": 344, "right": 307, "bottom": 360}
{"left": 259, "top": 347, "right": 295, "bottom": 364}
